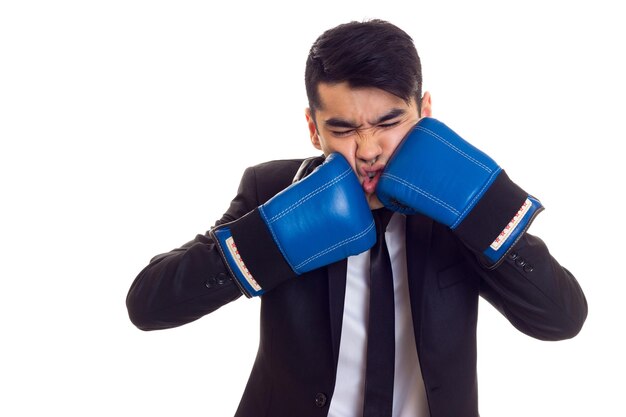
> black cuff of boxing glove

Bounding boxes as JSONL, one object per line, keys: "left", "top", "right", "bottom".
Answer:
{"left": 454, "top": 170, "right": 543, "bottom": 267}
{"left": 211, "top": 208, "right": 296, "bottom": 297}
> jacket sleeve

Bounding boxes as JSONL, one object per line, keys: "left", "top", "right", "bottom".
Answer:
{"left": 471, "top": 232, "right": 588, "bottom": 341}
{"left": 451, "top": 172, "right": 588, "bottom": 341}
{"left": 126, "top": 160, "right": 301, "bottom": 331}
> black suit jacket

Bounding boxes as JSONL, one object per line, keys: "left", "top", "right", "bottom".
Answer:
{"left": 127, "top": 157, "right": 587, "bottom": 417}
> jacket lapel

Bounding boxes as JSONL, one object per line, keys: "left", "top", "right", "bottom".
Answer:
{"left": 405, "top": 214, "right": 433, "bottom": 347}
{"left": 327, "top": 259, "right": 347, "bottom": 369}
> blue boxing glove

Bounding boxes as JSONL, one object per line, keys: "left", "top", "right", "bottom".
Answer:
{"left": 377, "top": 117, "right": 543, "bottom": 267}
{"left": 211, "top": 153, "right": 376, "bottom": 297}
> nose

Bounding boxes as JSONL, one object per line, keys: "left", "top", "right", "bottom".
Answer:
{"left": 355, "top": 132, "right": 382, "bottom": 164}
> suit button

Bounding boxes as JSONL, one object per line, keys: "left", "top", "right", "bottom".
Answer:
{"left": 205, "top": 276, "right": 216, "bottom": 288}
{"left": 515, "top": 257, "right": 526, "bottom": 267}
{"left": 523, "top": 264, "right": 534, "bottom": 273}
{"left": 314, "top": 392, "right": 327, "bottom": 408}
{"left": 216, "top": 273, "right": 229, "bottom": 285}
{"left": 509, "top": 252, "right": 519, "bottom": 260}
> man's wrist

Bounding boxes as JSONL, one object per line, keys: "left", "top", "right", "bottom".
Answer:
{"left": 452, "top": 170, "right": 544, "bottom": 268}
{"left": 210, "top": 209, "right": 297, "bottom": 297}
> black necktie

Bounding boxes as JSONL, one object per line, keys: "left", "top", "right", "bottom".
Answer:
{"left": 363, "top": 208, "right": 395, "bottom": 417}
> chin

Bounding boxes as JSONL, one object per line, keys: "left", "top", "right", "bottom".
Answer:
{"left": 367, "top": 195, "right": 384, "bottom": 210}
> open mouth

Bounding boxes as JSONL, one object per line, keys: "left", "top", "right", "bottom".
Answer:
{"left": 362, "top": 169, "right": 382, "bottom": 194}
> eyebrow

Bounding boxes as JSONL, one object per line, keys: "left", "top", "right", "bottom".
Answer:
{"left": 324, "top": 118, "right": 361, "bottom": 129}
{"left": 374, "top": 108, "right": 406, "bottom": 124}
{"left": 323, "top": 108, "right": 406, "bottom": 129}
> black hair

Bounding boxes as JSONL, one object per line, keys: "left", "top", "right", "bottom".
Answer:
{"left": 305, "top": 19, "right": 423, "bottom": 117}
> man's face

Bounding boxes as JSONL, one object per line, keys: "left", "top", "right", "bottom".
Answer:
{"left": 306, "top": 82, "right": 431, "bottom": 209}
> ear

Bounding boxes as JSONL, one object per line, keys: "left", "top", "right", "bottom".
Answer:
{"left": 305, "top": 108, "right": 322, "bottom": 150}
{"left": 420, "top": 91, "right": 433, "bottom": 117}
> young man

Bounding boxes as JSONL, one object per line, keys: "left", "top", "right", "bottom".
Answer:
{"left": 127, "top": 19, "right": 587, "bottom": 417}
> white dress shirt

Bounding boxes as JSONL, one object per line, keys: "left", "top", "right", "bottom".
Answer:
{"left": 328, "top": 213, "right": 430, "bottom": 417}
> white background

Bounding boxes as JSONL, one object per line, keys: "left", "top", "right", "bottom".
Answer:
{"left": 1, "top": 0, "right": 624, "bottom": 415}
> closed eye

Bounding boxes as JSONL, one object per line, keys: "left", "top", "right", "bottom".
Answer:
{"left": 330, "top": 129, "right": 355, "bottom": 137}
{"left": 379, "top": 121, "right": 400, "bottom": 128}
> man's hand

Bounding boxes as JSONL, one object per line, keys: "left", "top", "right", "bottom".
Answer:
{"left": 376, "top": 117, "right": 543, "bottom": 266}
